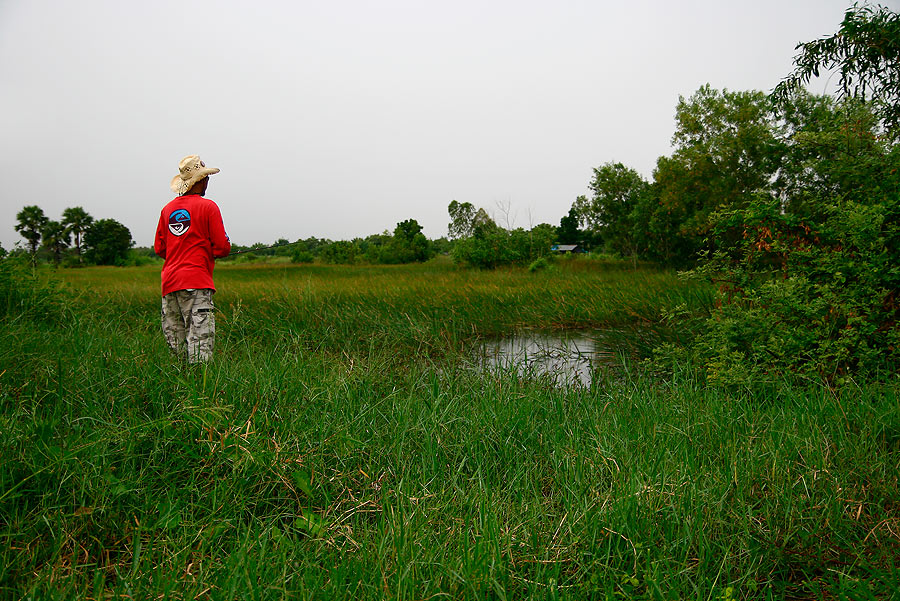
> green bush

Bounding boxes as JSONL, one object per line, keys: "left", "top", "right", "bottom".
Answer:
{"left": 452, "top": 227, "right": 555, "bottom": 269}
{"left": 84, "top": 218, "right": 134, "bottom": 266}
{"left": 686, "top": 195, "right": 899, "bottom": 382}
{"left": 527, "top": 256, "right": 551, "bottom": 272}
{"left": 291, "top": 250, "right": 315, "bottom": 264}
{"left": 318, "top": 240, "right": 359, "bottom": 265}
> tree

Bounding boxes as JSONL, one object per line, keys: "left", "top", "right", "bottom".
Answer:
{"left": 431, "top": 236, "right": 453, "bottom": 256}
{"left": 318, "top": 240, "right": 359, "bottom": 264}
{"left": 448, "top": 200, "right": 476, "bottom": 239}
{"left": 687, "top": 190, "right": 899, "bottom": 382}
{"left": 290, "top": 241, "right": 315, "bottom": 264}
{"left": 447, "top": 201, "right": 552, "bottom": 269}
{"left": 273, "top": 238, "right": 292, "bottom": 257}
{"left": 41, "top": 220, "right": 69, "bottom": 266}
{"left": 556, "top": 206, "right": 581, "bottom": 245}
{"left": 471, "top": 208, "right": 497, "bottom": 237}
{"left": 451, "top": 222, "right": 553, "bottom": 269}
{"left": 680, "top": 51, "right": 900, "bottom": 380}
{"left": 15, "top": 205, "right": 48, "bottom": 256}
{"left": 84, "top": 219, "right": 133, "bottom": 265}
{"left": 774, "top": 92, "right": 898, "bottom": 215}
{"left": 359, "top": 231, "right": 391, "bottom": 264}
{"left": 386, "top": 219, "right": 432, "bottom": 263}
{"left": 529, "top": 224, "right": 558, "bottom": 259}
{"left": 394, "top": 218, "right": 423, "bottom": 243}
{"left": 649, "top": 85, "right": 780, "bottom": 264}
{"left": 61, "top": 206, "right": 93, "bottom": 263}
{"left": 772, "top": 2, "right": 900, "bottom": 136}
{"left": 572, "top": 162, "right": 649, "bottom": 257}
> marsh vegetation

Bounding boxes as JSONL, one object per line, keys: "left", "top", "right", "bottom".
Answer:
{"left": 1, "top": 258, "right": 897, "bottom": 599}
{"left": 4, "top": 6, "right": 899, "bottom": 597}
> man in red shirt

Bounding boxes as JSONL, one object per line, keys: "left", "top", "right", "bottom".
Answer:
{"left": 155, "top": 155, "right": 231, "bottom": 363}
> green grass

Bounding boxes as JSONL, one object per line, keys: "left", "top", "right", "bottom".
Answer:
{"left": 1, "top": 258, "right": 897, "bottom": 599}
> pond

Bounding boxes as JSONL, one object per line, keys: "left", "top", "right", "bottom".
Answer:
{"left": 475, "top": 328, "right": 644, "bottom": 387}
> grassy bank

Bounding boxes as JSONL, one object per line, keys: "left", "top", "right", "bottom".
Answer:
{"left": 1, "top": 259, "right": 897, "bottom": 599}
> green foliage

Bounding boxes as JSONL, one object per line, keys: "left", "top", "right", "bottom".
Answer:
{"left": 272, "top": 238, "right": 293, "bottom": 257}
{"left": 571, "top": 77, "right": 898, "bottom": 380}
{"left": 15, "top": 205, "right": 48, "bottom": 256}
{"left": 290, "top": 241, "right": 315, "bottom": 264}
{"left": 449, "top": 202, "right": 555, "bottom": 269}
{"left": 452, "top": 225, "right": 555, "bottom": 269}
{"left": 527, "top": 256, "right": 552, "bottom": 272}
{"left": 357, "top": 231, "right": 391, "bottom": 263}
{"left": 573, "top": 162, "right": 650, "bottom": 257}
{"left": 0, "top": 256, "right": 69, "bottom": 322}
{"left": 658, "top": 9, "right": 900, "bottom": 382}
{"left": 300, "top": 221, "right": 435, "bottom": 266}
{"left": 574, "top": 87, "right": 783, "bottom": 267}
{"left": 688, "top": 193, "right": 899, "bottom": 382}
{"left": 83, "top": 219, "right": 134, "bottom": 266}
{"left": 41, "top": 220, "right": 69, "bottom": 266}
{"left": 318, "top": 240, "right": 359, "bottom": 264}
{"left": 556, "top": 206, "right": 582, "bottom": 245}
{"left": 1, "top": 263, "right": 897, "bottom": 598}
{"left": 61, "top": 206, "right": 93, "bottom": 262}
{"left": 121, "top": 248, "right": 160, "bottom": 267}
{"left": 447, "top": 200, "right": 476, "bottom": 239}
{"left": 648, "top": 86, "right": 780, "bottom": 265}
{"left": 431, "top": 236, "right": 453, "bottom": 255}
{"left": 776, "top": 94, "right": 900, "bottom": 214}
{"left": 380, "top": 219, "right": 433, "bottom": 264}
{"left": 447, "top": 200, "right": 496, "bottom": 240}
{"left": 772, "top": 2, "right": 900, "bottom": 135}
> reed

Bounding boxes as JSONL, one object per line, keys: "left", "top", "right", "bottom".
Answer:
{"left": 0, "top": 259, "right": 896, "bottom": 599}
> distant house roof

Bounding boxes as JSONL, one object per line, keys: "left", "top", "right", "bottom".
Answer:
{"left": 551, "top": 244, "right": 583, "bottom": 253}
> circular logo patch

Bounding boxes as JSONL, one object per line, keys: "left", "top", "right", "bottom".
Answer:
{"left": 168, "top": 209, "right": 191, "bottom": 236}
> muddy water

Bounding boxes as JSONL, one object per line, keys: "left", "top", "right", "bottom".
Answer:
{"left": 476, "top": 329, "right": 637, "bottom": 387}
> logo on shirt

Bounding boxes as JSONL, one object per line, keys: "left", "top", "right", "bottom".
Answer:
{"left": 168, "top": 209, "right": 191, "bottom": 236}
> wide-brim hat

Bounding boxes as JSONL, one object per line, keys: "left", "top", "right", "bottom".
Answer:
{"left": 170, "top": 155, "right": 220, "bottom": 195}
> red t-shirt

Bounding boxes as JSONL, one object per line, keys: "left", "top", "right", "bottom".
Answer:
{"left": 154, "top": 194, "right": 231, "bottom": 296}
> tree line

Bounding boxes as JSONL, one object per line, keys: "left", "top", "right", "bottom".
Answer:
{"left": 228, "top": 218, "right": 446, "bottom": 266}
{"left": 443, "top": 2, "right": 899, "bottom": 380}
{"left": 10, "top": 206, "right": 133, "bottom": 266}
{"left": 7, "top": 3, "right": 897, "bottom": 379}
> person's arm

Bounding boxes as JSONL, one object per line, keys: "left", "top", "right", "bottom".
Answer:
{"left": 208, "top": 202, "right": 231, "bottom": 258}
{"left": 154, "top": 211, "right": 167, "bottom": 258}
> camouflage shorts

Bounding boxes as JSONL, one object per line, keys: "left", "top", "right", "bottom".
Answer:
{"left": 161, "top": 288, "right": 215, "bottom": 363}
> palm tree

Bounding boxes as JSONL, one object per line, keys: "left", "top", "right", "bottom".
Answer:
{"left": 42, "top": 220, "right": 70, "bottom": 266}
{"left": 62, "top": 206, "right": 94, "bottom": 263}
{"left": 15, "top": 205, "right": 48, "bottom": 256}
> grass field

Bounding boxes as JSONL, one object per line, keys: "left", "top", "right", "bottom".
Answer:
{"left": 1, "top": 258, "right": 898, "bottom": 600}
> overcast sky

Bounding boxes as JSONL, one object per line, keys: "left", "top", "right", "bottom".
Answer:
{"left": 2, "top": 0, "right": 895, "bottom": 249}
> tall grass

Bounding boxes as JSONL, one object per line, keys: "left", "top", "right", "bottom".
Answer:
{"left": 0, "top": 259, "right": 897, "bottom": 599}
{"left": 60, "top": 259, "right": 712, "bottom": 355}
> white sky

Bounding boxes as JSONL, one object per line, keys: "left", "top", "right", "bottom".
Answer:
{"left": 2, "top": 0, "right": 895, "bottom": 249}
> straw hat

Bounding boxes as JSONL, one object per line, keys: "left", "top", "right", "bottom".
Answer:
{"left": 170, "top": 155, "right": 220, "bottom": 195}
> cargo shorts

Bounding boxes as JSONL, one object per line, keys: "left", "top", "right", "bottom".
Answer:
{"left": 161, "top": 288, "right": 215, "bottom": 363}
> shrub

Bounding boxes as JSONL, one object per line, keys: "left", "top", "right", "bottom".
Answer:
{"left": 452, "top": 226, "right": 555, "bottom": 269}
{"left": 291, "top": 250, "right": 315, "bottom": 264}
{"left": 686, "top": 195, "right": 899, "bottom": 382}
{"left": 319, "top": 241, "right": 359, "bottom": 265}
{"left": 84, "top": 218, "right": 134, "bottom": 266}
{"left": 527, "top": 257, "right": 551, "bottom": 272}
